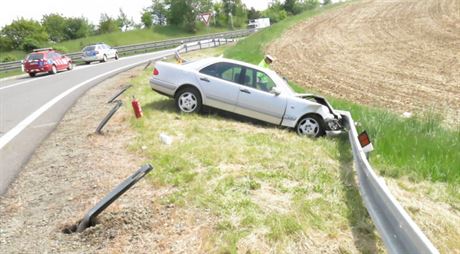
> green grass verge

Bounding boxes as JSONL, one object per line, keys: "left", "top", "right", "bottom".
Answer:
{"left": 126, "top": 59, "right": 382, "bottom": 252}
{"left": 2, "top": 25, "right": 228, "bottom": 61}
{"left": 223, "top": 4, "right": 460, "bottom": 185}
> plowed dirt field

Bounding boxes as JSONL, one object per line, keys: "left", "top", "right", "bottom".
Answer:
{"left": 268, "top": 0, "right": 460, "bottom": 125}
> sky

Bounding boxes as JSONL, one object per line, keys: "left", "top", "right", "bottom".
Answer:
{"left": 0, "top": 0, "right": 271, "bottom": 28}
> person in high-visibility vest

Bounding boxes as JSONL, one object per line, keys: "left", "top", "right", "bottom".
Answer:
{"left": 258, "top": 55, "right": 274, "bottom": 69}
{"left": 257, "top": 55, "right": 275, "bottom": 91}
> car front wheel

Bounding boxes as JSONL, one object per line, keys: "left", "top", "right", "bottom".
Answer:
{"left": 101, "top": 55, "right": 107, "bottom": 63}
{"left": 296, "top": 114, "right": 325, "bottom": 137}
{"left": 67, "top": 62, "right": 73, "bottom": 70}
{"left": 115, "top": 53, "right": 119, "bottom": 60}
{"left": 29, "top": 73, "right": 36, "bottom": 77}
{"left": 175, "top": 87, "right": 202, "bottom": 113}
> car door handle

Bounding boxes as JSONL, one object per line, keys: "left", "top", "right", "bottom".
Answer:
{"left": 240, "top": 88, "right": 251, "bottom": 94}
{"left": 200, "top": 77, "right": 210, "bottom": 82}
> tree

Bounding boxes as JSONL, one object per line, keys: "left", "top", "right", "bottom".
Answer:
{"left": 247, "top": 7, "right": 261, "bottom": 20}
{"left": 64, "top": 17, "right": 93, "bottom": 40}
{"left": 284, "top": 0, "right": 297, "bottom": 14}
{"left": 0, "top": 18, "right": 49, "bottom": 50}
{"left": 117, "top": 8, "right": 134, "bottom": 31}
{"left": 141, "top": 8, "right": 153, "bottom": 28}
{"left": 165, "top": 0, "right": 212, "bottom": 32}
{"left": 151, "top": 0, "right": 167, "bottom": 25}
{"left": 98, "top": 14, "right": 120, "bottom": 34}
{"left": 42, "top": 13, "right": 66, "bottom": 42}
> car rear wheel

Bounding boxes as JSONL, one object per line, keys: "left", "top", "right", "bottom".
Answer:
{"left": 29, "top": 73, "right": 36, "bottom": 77}
{"left": 67, "top": 62, "right": 73, "bottom": 70}
{"left": 115, "top": 53, "right": 119, "bottom": 60}
{"left": 175, "top": 87, "right": 202, "bottom": 113}
{"left": 85, "top": 61, "right": 91, "bottom": 65}
{"left": 49, "top": 65, "right": 57, "bottom": 74}
{"left": 296, "top": 114, "right": 325, "bottom": 137}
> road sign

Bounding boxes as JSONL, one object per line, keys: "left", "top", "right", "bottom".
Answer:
{"left": 200, "top": 13, "right": 211, "bottom": 26}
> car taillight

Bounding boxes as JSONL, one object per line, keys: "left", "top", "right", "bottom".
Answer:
{"left": 153, "top": 68, "right": 159, "bottom": 76}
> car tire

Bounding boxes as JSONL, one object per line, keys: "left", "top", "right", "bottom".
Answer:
{"left": 29, "top": 73, "right": 36, "bottom": 77}
{"left": 49, "top": 65, "right": 57, "bottom": 75}
{"left": 115, "top": 53, "right": 119, "bottom": 60}
{"left": 85, "top": 61, "right": 91, "bottom": 65}
{"left": 296, "top": 114, "right": 325, "bottom": 138}
{"left": 101, "top": 55, "right": 107, "bottom": 63}
{"left": 67, "top": 62, "right": 73, "bottom": 70}
{"left": 175, "top": 87, "right": 202, "bottom": 113}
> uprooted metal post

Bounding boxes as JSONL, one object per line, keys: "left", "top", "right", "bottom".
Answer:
{"left": 107, "top": 84, "right": 133, "bottom": 103}
{"left": 76, "top": 164, "right": 153, "bottom": 233}
{"left": 96, "top": 100, "right": 123, "bottom": 134}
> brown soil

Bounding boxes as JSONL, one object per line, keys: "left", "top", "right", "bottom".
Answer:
{"left": 0, "top": 67, "right": 214, "bottom": 253}
{"left": 268, "top": 0, "right": 460, "bottom": 125}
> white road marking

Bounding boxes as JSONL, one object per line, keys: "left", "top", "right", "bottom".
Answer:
{"left": 0, "top": 53, "right": 167, "bottom": 150}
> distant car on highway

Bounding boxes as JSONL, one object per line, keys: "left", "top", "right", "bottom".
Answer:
{"left": 149, "top": 57, "right": 343, "bottom": 137}
{"left": 23, "top": 48, "right": 73, "bottom": 77}
{"left": 81, "top": 43, "right": 119, "bottom": 64}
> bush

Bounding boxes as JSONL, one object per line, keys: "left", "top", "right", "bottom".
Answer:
{"left": 21, "top": 37, "right": 43, "bottom": 51}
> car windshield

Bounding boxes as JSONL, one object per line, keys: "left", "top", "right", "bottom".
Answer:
{"left": 269, "top": 71, "right": 295, "bottom": 94}
{"left": 83, "top": 46, "right": 96, "bottom": 51}
{"left": 27, "top": 53, "right": 44, "bottom": 60}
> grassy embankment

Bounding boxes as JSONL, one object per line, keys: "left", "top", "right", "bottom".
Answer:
{"left": 0, "top": 25, "right": 227, "bottom": 78}
{"left": 225, "top": 5, "right": 460, "bottom": 187}
{"left": 125, "top": 5, "right": 388, "bottom": 253}
{"left": 125, "top": 3, "right": 458, "bottom": 252}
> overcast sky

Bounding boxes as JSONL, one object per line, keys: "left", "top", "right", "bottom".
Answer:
{"left": 0, "top": 0, "right": 271, "bottom": 28}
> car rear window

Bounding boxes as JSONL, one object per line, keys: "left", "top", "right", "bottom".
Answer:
{"left": 83, "top": 46, "right": 96, "bottom": 51}
{"left": 27, "top": 53, "right": 44, "bottom": 60}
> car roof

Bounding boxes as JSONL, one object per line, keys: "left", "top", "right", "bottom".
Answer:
{"left": 186, "top": 57, "right": 275, "bottom": 74}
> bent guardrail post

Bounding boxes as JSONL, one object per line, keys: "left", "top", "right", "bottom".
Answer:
{"left": 96, "top": 100, "right": 123, "bottom": 134}
{"left": 339, "top": 110, "right": 439, "bottom": 254}
{"left": 76, "top": 164, "right": 153, "bottom": 233}
{"left": 107, "top": 84, "right": 133, "bottom": 103}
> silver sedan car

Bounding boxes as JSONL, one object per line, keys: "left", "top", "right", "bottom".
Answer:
{"left": 81, "top": 43, "right": 119, "bottom": 64}
{"left": 149, "top": 57, "right": 342, "bottom": 137}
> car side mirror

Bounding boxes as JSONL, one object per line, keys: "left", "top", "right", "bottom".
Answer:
{"left": 271, "top": 87, "right": 282, "bottom": 96}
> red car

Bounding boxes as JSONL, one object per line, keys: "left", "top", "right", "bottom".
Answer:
{"left": 23, "top": 48, "right": 73, "bottom": 77}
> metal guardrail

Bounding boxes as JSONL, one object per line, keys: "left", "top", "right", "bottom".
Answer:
{"left": 339, "top": 110, "right": 439, "bottom": 254}
{"left": 0, "top": 29, "right": 255, "bottom": 73}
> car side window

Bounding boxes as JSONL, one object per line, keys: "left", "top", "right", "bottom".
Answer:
{"left": 243, "top": 68, "right": 276, "bottom": 92}
{"left": 200, "top": 62, "right": 242, "bottom": 84}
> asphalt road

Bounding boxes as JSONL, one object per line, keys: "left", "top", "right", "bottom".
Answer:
{"left": 0, "top": 49, "right": 174, "bottom": 194}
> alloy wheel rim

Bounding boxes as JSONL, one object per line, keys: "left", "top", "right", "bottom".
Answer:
{"left": 179, "top": 92, "right": 197, "bottom": 112}
{"left": 298, "top": 117, "right": 319, "bottom": 136}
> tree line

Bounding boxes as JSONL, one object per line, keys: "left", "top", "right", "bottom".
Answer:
{"left": 0, "top": 0, "right": 322, "bottom": 53}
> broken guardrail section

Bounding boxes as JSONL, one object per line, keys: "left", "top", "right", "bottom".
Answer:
{"left": 76, "top": 164, "right": 153, "bottom": 233}
{"left": 107, "top": 84, "right": 132, "bottom": 103}
{"left": 96, "top": 100, "right": 123, "bottom": 134}
{"left": 339, "top": 110, "right": 439, "bottom": 254}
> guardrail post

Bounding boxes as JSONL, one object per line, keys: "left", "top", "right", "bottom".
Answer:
{"left": 76, "top": 164, "right": 153, "bottom": 233}
{"left": 198, "top": 41, "right": 201, "bottom": 49}
{"left": 213, "top": 39, "right": 216, "bottom": 47}
{"left": 96, "top": 100, "right": 123, "bottom": 134}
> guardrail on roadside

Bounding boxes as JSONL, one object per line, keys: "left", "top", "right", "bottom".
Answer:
{"left": 339, "top": 110, "right": 439, "bottom": 254}
{"left": 0, "top": 29, "right": 255, "bottom": 73}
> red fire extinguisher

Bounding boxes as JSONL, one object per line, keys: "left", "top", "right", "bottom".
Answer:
{"left": 131, "top": 96, "right": 143, "bottom": 118}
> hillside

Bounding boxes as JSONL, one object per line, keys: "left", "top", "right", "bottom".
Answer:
{"left": 268, "top": 0, "right": 460, "bottom": 125}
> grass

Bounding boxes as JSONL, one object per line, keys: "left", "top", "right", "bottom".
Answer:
{"left": 124, "top": 46, "right": 383, "bottom": 252}
{"left": 1, "top": 25, "right": 228, "bottom": 61}
{"left": 223, "top": 4, "right": 460, "bottom": 185}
